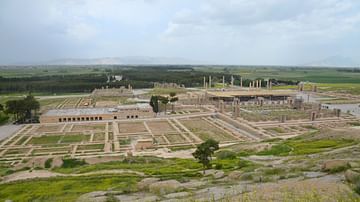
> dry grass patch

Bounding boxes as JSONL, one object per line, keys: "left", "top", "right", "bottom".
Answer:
{"left": 119, "top": 122, "right": 147, "bottom": 133}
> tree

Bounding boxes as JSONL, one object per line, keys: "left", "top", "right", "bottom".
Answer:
{"left": 23, "top": 95, "right": 40, "bottom": 120}
{"left": 149, "top": 95, "right": 159, "bottom": 113}
{"left": 5, "top": 99, "right": 26, "bottom": 122}
{"left": 159, "top": 96, "right": 169, "bottom": 114}
{"left": 169, "top": 92, "right": 179, "bottom": 113}
{"left": 5, "top": 95, "right": 40, "bottom": 123}
{"left": 192, "top": 139, "right": 219, "bottom": 174}
{"left": 0, "top": 104, "right": 3, "bottom": 111}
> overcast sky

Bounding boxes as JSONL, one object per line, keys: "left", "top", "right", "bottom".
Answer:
{"left": 1, "top": 0, "right": 360, "bottom": 65}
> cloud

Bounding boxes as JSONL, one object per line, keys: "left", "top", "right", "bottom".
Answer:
{"left": 0, "top": 0, "right": 360, "bottom": 65}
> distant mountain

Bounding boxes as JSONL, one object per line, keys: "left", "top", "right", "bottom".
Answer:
{"left": 303, "top": 56, "right": 359, "bottom": 67}
{"left": 37, "top": 56, "right": 206, "bottom": 65}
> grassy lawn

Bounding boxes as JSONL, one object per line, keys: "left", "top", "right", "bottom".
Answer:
{"left": 0, "top": 155, "right": 261, "bottom": 201}
{"left": 53, "top": 157, "right": 203, "bottom": 176}
{"left": 258, "top": 139, "right": 356, "bottom": 156}
{"left": 77, "top": 144, "right": 104, "bottom": 150}
{"left": 273, "top": 83, "right": 360, "bottom": 95}
{"left": 0, "top": 174, "right": 139, "bottom": 202}
{"left": 61, "top": 135, "right": 89, "bottom": 143}
{"left": 29, "top": 135, "right": 63, "bottom": 145}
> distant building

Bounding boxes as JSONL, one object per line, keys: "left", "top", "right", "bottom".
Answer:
{"left": 206, "top": 90, "right": 295, "bottom": 102}
{"left": 92, "top": 86, "right": 133, "bottom": 97}
{"left": 40, "top": 104, "right": 154, "bottom": 123}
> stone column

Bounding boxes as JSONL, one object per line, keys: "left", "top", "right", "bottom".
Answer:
{"left": 203, "top": 77, "right": 206, "bottom": 89}
{"left": 209, "top": 76, "right": 212, "bottom": 89}
{"left": 222, "top": 76, "right": 225, "bottom": 88}
{"left": 310, "top": 111, "right": 316, "bottom": 121}
{"left": 232, "top": 98, "right": 239, "bottom": 119}
{"left": 219, "top": 100, "right": 225, "bottom": 113}
{"left": 240, "top": 77, "right": 243, "bottom": 88}
{"left": 279, "top": 115, "right": 287, "bottom": 123}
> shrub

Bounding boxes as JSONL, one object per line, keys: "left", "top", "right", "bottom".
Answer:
{"left": 62, "top": 158, "right": 87, "bottom": 168}
{"left": 215, "top": 163, "right": 223, "bottom": 169}
{"left": 257, "top": 144, "right": 292, "bottom": 156}
{"left": 355, "top": 180, "right": 360, "bottom": 195}
{"left": 237, "top": 151, "right": 251, "bottom": 157}
{"left": 329, "top": 164, "right": 350, "bottom": 173}
{"left": 45, "top": 158, "right": 53, "bottom": 169}
{"left": 240, "top": 173, "right": 253, "bottom": 181}
{"left": 263, "top": 168, "right": 285, "bottom": 176}
{"left": 215, "top": 150, "right": 237, "bottom": 160}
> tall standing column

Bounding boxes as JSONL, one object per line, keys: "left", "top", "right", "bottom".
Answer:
{"left": 203, "top": 77, "right": 206, "bottom": 89}
{"left": 209, "top": 76, "right": 212, "bottom": 89}
{"left": 240, "top": 77, "right": 243, "bottom": 88}
{"left": 222, "top": 76, "right": 225, "bottom": 88}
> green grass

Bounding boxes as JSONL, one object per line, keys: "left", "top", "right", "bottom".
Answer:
{"left": 45, "top": 158, "right": 53, "bottom": 168}
{"left": 288, "top": 139, "right": 355, "bottom": 155}
{"left": 349, "top": 122, "right": 360, "bottom": 126}
{"left": 29, "top": 135, "right": 62, "bottom": 145}
{"left": 273, "top": 83, "right": 360, "bottom": 95}
{"left": 119, "top": 139, "right": 131, "bottom": 145}
{"left": 54, "top": 157, "right": 202, "bottom": 176}
{"left": 257, "top": 144, "right": 292, "bottom": 156}
{"left": 61, "top": 135, "right": 89, "bottom": 143}
{"left": 77, "top": 144, "right": 104, "bottom": 150}
{"left": 61, "top": 158, "right": 87, "bottom": 168}
{"left": 0, "top": 174, "right": 140, "bottom": 202}
{"left": 258, "top": 139, "right": 355, "bottom": 156}
{"left": 0, "top": 112, "right": 9, "bottom": 125}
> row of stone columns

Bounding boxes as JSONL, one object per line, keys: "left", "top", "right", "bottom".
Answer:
{"left": 204, "top": 76, "right": 273, "bottom": 90}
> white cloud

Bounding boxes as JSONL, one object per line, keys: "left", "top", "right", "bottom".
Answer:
{"left": 0, "top": 0, "right": 360, "bottom": 65}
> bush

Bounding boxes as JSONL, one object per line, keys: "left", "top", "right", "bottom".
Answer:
{"left": 215, "top": 163, "right": 223, "bottom": 169}
{"left": 329, "top": 165, "right": 350, "bottom": 173}
{"left": 215, "top": 150, "right": 237, "bottom": 160}
{"left": 45, "top": 158, "right": 53, "bottom": 169}
{"left": 355, "top": 180, "right": 360, "bottom": 195}
{"left": 62, "top": 158, "right": 87, "bottom": 168}
{"left": 237, "top": 151, "right": 251, "bottom": 157}
{"left": 257, "top": 144, "right": 292, "bottom": 156}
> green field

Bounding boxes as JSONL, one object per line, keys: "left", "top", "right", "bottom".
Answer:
{"left": 29, "top": 135, "right": 63, "bottom": 145}
{"left": 0, "top": 174, "right": 139, "bottom": 202}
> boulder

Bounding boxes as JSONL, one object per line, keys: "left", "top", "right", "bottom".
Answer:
{"left": 345, "top": 170, "right": 360, "bottom": 183}
{"left": 214, "top": 170, "right": 225, "bottom": 179}
{"left": 149, "top": 180, "right": 183, "bottom": 195}
{"left": 181, "top": 180, "right": 206, "bottom": 189}
{"left": 164, "top": 192, "right": 190, "bottom": 199}
{"left": 200, "top": 169, "right": 224, "bottom": 179}
{"left": 349, "top": 162, "right": 360, "bottom": 168}
{"left": 76, "top": 191, "right": 107, "bottom": 202}
{"left": 228, "top": 171, "right": 243, "bottom": 180}
{"left": 137, "top": 178, "right": 160, "bottom": 191}
{"left": 322, "top": 160, "right": 349, "bottom": 172}
{"left": 115, "top": 193, "right": 158, "bottom": 202}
